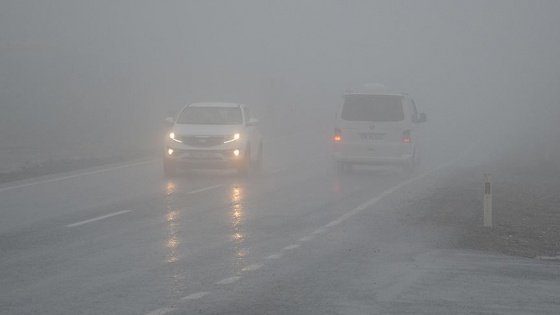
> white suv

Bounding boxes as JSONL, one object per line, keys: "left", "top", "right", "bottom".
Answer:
{"left": 164, "top": 102, "right": 262, "bottom": 176}
{"left": 333, "top": 86, "right": 426, "bottom": 173}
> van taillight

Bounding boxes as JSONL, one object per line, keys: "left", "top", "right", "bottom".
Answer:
{"left": 402, "top": 130, "right": 411, "bottom": 143}
{"left": 334, "top": 128, "right": 342, "bottom": 142}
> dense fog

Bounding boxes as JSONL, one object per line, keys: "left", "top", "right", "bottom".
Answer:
{"left": 1, "top": 0, "right": 559, "bottom": 169}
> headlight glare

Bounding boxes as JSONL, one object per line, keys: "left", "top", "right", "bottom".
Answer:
{"left": 224, "top": 133, "right": 241, "bottom": 144}
{"left": 169, "top": 132, "right": 182, "bottom": 143}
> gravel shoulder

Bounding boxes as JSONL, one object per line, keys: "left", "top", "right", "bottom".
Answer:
{"left": 407, "top": 160, "right": 560, "bottom": 260}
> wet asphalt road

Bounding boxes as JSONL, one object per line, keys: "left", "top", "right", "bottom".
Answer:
{"left": 1, "top": 132, "right": 559, "bottom": 314}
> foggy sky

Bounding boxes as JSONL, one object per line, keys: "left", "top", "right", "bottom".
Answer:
{"left": 1, "top": 1, "right": 559, "bottom": 158}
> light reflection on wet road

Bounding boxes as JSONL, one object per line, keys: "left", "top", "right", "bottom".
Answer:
{"left": 229, "top": 185, "right": 246, "bottom": 276}
{"left": 4, "top": 132, "right": 555, "bottom": 315}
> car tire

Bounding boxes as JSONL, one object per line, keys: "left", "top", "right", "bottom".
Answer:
{"left": 253, "top": 143, "right": 263, "bottom": 176}
{"left": 335, "top": 160, "right": 351, "bottom": 174}
{"left": 403, "top": 151, "right": 416, "bottom": 175}
{"left": 163, "top": 157, "right": 177, "bottom": 177}
{"left": 238, "top": 146, "right": 251, "bottom": 176}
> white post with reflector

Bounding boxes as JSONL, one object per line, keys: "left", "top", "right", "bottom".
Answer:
{"left": 483, "top": 173, "right": 492, "bottom": 227}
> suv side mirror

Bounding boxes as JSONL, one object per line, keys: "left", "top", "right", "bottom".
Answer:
{"left": 247, "top": 118, "right": 259, "bottom": 127}
{"left": 165, "top": 116, "right": 175, "bottom": 126}
{"left": 419, "top": 113, "right": 427, "bottom": 123}
{"left": 167, "top": 110, "right": 177, "bottom": 118}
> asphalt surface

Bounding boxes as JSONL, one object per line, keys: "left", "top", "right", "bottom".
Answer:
{"left": 1, "top": 132, "right": 559, "bottom": 314}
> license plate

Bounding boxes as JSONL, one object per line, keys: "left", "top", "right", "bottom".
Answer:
{"left": 187, "top": 151, "right": 217, "bottom": 158}
{"left": 360, "top": 133, "right": 385, "bottom": 140}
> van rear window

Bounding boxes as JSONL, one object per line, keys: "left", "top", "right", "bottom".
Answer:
{"left": 341, "top": 95, "right": 404, "bottom": 122}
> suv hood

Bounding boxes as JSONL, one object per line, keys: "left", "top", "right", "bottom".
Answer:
{"left": 171, "top": 124, "right": 243, "bottom": 136}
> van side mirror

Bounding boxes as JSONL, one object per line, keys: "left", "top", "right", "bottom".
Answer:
{"left": 419, "top": 113, "right": 427, "bottom": 123}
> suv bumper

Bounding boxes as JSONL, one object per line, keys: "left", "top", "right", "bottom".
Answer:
{"left": 165, "top": 147, "right": 247, "bottom": 169}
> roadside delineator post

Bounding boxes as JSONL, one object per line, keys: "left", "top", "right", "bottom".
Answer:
{"left": 483, "top": 173, "right": 492, "bottom": 227}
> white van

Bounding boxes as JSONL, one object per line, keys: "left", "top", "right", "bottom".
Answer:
{"left": 333, "top": 85, "right": 426, "bottom": 173}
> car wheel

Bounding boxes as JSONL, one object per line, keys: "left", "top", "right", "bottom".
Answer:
{"left": 163, "top": 157, "right": 177, "bottom": 177}
{"left": 403, "top": 151, "right": 416, "bottom": 175}
{"left": 253, "top": 144, "right": 263, "bottom": 175}
{"left": 335, "top": 160, "right": 351, "bottom": 174}
{"left": 238, "top": 146, "right": 251, "bottom": 176}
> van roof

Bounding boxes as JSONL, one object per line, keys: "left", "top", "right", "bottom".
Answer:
{"left": 344, "top": 83, "right": 406, "bottom": 97}
{"left": 343, "top": 92, "right": 405, "bottom": 97}
{"left": 186, "top": 102, "right": 242, "bottom": 108}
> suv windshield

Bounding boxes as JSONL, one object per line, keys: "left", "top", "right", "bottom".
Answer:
{"left": 177, "top": 107, "right": 243, "bottom": 125}
{"left": 341, "top": 94, "right": 404, "bottom": 122}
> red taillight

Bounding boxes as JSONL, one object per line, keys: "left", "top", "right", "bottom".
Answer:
{"left": 334, "top": 128, "right": 342, "bottom": 142}
{"left": 402, "top": 130, "right": 411, "bottom": 143}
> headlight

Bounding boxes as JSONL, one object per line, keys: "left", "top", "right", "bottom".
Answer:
{"left": 169, "top": 132, "right": 182, "bottom": 143}
{"left": 224, "top": 133, "right": 240, "bottom": 144}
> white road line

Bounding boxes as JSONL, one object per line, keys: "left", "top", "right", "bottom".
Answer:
{"left": 145, "top": 307, "right": 175, "bottom": 315}
{"left": 312, "top": 228, "right": 326, "bottom": 235}
{"left": 243, "top": 264, "right": 264, "bottom": 271}
{"left": 66, "top": 210, "right": 132, "bottom": 227}
{"left": 537, "top": 256, "right": 560, "bottom": 261}
{"left": 0, "top": 160, "right": 155, "bottom": 193}
{"left": 181, "top": 291, "right": 210, "bottom": 300}
{"left": 216, "top": 276, "right": 241, "bottom": 285}
{"left": 145, "top": 158, "right": 461, "bottom": 315}
{"left": 187, "top": 184, "right": 223, "bottom": 195}
{"left": 283, "top": 244, "right": 300, "bottom": 251}
{"left": 298, "top": 235, "right": 315, "bottom": 242}
{"left": 323, "top": 158, "right": 461, "bottom": 230}
{"left": 266, "top": 253, "right": 283, "bottom": 260}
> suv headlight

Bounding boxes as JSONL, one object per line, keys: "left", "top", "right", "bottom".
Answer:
{"left": 169, "top": 132, "right": 182, "bottom": 143}
{"left": 224, "top": 133, "right": 240, "bottom": 144}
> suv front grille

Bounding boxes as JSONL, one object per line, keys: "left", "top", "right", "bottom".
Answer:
{"left": 181, "top": 136, "right": 225, "bottom": 147}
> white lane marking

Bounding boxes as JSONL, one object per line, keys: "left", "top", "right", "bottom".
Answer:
{"left": 149, "top": 157, "right": 461, "bottom": 315}
{"left": 537, "top": 256, "right": 560, "bottom": 261}
{"left": 66, "top": 210, "right": 132, "bottom": 227}
{"left": 243, "top": 264, "right": 263, "bottom": 271}
{"left": 323, "top": 157, "right": 461, "bottom": 230}
{"left": 187, "top": 184, "right": 223, "bottom": 195}
{"left": 0, "top": 160, "right": 155, "bottom": 193}
{"left": 312, "top": 228, "right": 326, "bottom": 235}
{"left": 266, "top": 253, "right": 283, "bottom": 260}
{"left": 283, "top": 244, "right": 300, "bottom": 251}
{"left": 298, "top": 235, "right": 315, "bottom": 242}
{"left": 181, "top": 291, "right": 210, "bottom": 300}
{"left": 216, "top": 276, "right": 241, "bottom": 285}
{"left": 145, "top": 307, "right": 175, "bottom": 315}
